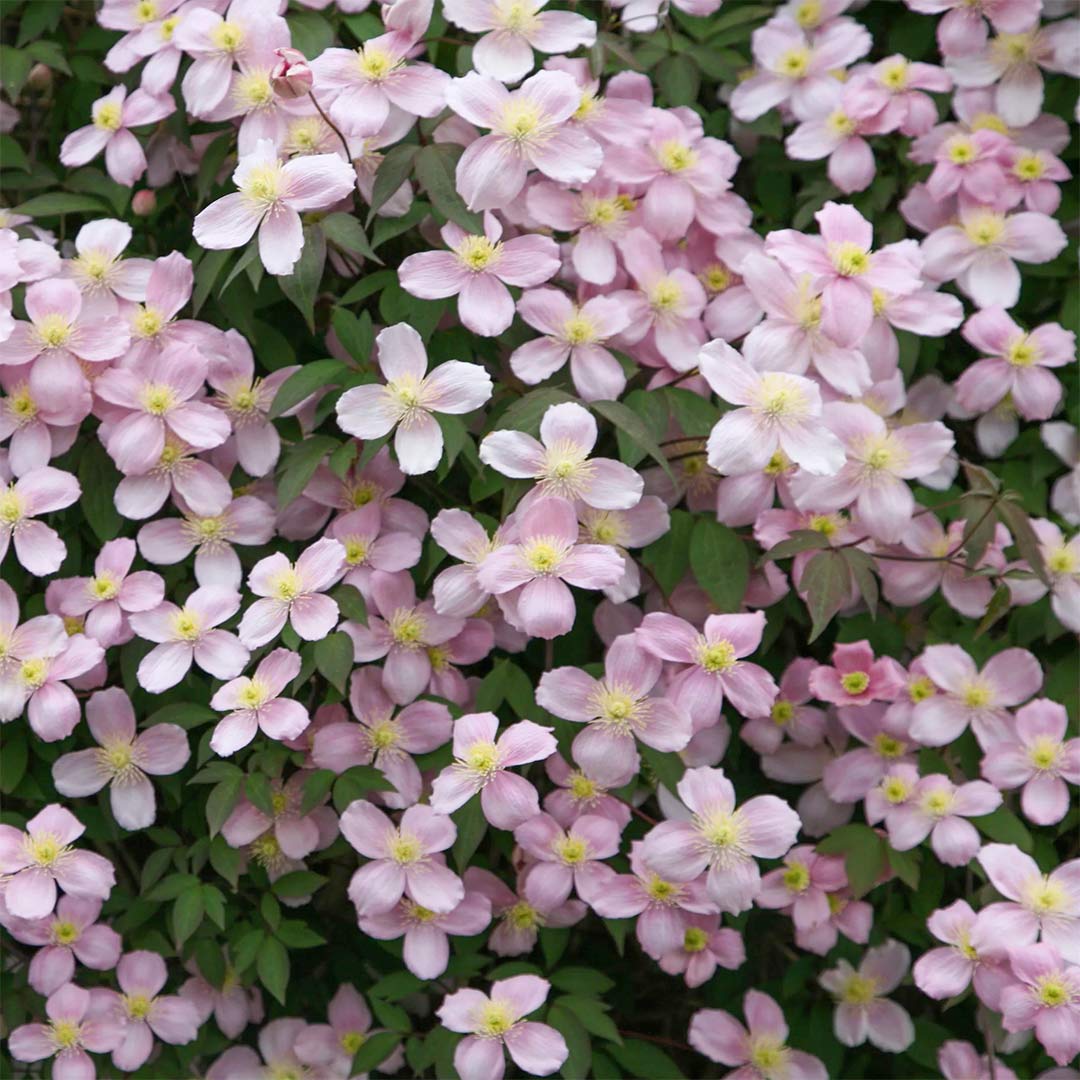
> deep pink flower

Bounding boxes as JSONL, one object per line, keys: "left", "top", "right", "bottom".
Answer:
{"left": 819, "top": 940, "right": 914, "bottom": 1052}
{"left": 52, "top": 687, "right": 189, "bottom": 829}
{"left": 437, "top": 975, "right": 569, "bottom": 1080}
{"left": 658, "top": 914, "right": 745, "bottom": 988}
{"left": 810, "top": 640, "right": 907, "bottom": 708}
{"left": 689, "top": 990, "right": 828, "bottom": 1080}
{"left": 430, "top": 712, "right": 556, "bottom": 829}
{"left": 641, "top": 766, "right": 800, "bottom": 914}
{"left": 515, "top": 812, "right": 621, "bottom": 910}
{"left": 0, "top": 805, "right": 115, "bottom": 919}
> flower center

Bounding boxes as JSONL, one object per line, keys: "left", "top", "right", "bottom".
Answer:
{"left": 783, "top": 862, "right": 810, "bottom": 892}
{"left": 499, "top": 100, "right": 543, "bottom": 141}
{"left": 922, "top": 788, "right": 954, "bottom": 817}
{"left": 0, "top": 489, "right": 24, "bottom": 525}
{"left": 465, "top": 741, "right": 502, "bottom": 776}
{"left": 700, "top": 809, "right": 745, "bottom": 857}
{"left": 357, "top": 45, "right": 400, "bottom": 81}
{"left": 776, "top": 47, "right": 811, "bottom": 77}
{"left": 861, "top": 436, "right": 902, "bottom": 472}
{"left": 455, "top": 235, "right": 502, "bottom": 272}
{"left": 794, "top": 0, "right": 821, "bottom": 27}
{"left": 523, "top": 539, "right": 564, "bottom": 575}
{"left": 881, "top": 775, "right": 912, "bottom": 803}
{"left": 20, "top": 657, "right": 48, "bottom": 689}
{"left": 171, "top": 610, "right": 202, "bottom": 641}
{"left": 74, "top": 250, "right": 113, "bottom": 284}
{"left": 991, "top": 31, "right": 1033, "bottom": 65}
{"left": 507, "top": 900, "right": 539, "bottom": 930}
{"left": 831, "top": 242, "right": 869, "bottom": 276}
{"left": 555, "top": 836, "right": 589, "bottom": 865}
{"left": 238, "top": 680, "right": 270, "bottom": 709}
{"left": 1006, "top": 337, "right": 1038, "bottom": 366}
{"left": 100, "top": 739, "right": 135, "bottom": 774}
{"left": 1013, "top": 153, "right": 1044, "bottom": 180}
{"left": 134, "top": 0, "right": 158, "bottom": 21}
{"left": 388, "top": 374, "right": 425, "bottom": 410}
{"left": 872, "top": 733, "right": 905, "bottom": 759}
{"left": 698, "top": 639, "right": 736, "bottom": 674}
{"left": 341, "top": 1031, "right": 366, "bottom": 1054}
{"left": 343, "top": 538, "right": 370, "bottom": 565}
{"left": 389, "top": 608, "right": 426, "bottom": 646}
{"left": 749, "top": 1037, "right": 791, "bottom": 1073}
{"left": 273, "top": 569, "right": 303, "bottom": 602}
{"left": 132, "top": 305, "right": 165, "bottom": 338}
{"left": 389, "top": 833, "right": 422, "bottom": 865}
{"left": 52, "top": 920, "right": 80, "bottom": 945}
{"left": 90, "top": 573, "right": 120, "bottom": 600}
{"left": 50, "top": 1020, "right": 82, "bottom": 1051}
{"left": 271, "top": 791, "right": 288, "bottom": 816}
{"left": 649, "top": 278, "right": 682, "bottom": 312}
{"left": 349, "top": 482, "right": 379, "bottom": 507}
{"left": 599, "top": 687, "right": 636, "bottom": 723}
{"left": 961, "top": 681, "right": 992, "bottom": 709}
{"left": 756, "top": 374, "right": 807, "bottom": 419}
{"left": 684, "top": 927, "right": 709, "bottom": 952}
{"left": 36, "top": 314, "right": 72, "bottom": 348}
{"left": 235, "top": 71, "right": 274, "bottom": 109}
{"left": 947, "top": 136, "right": 976, "bottom": 164}
{"left": 701, "top": 264, "right": 731, "bottom": 294}
{"left": 1028, "top": 736, "right": 1062, "bottom": 772}
{"left": 879, "top": 58, "right": 908, "bottom": 89}
{"left": 656, "top": 140, "right": 697, "bottom": 173}
{"left": 826, "top": 109, "right": 856, "bottom": 138}
{"left": 568, "top": 773, "right": 598, "bottom": 801}
{"left": 210, "top": 20, "right": 244, "bottom": 52}
{"left": 241, "top": 163, "right": 284, "bottom": 205}
{"left": 645, "top": 875, "right": 678, "bottom": 903}
{"left": 1025, "top": 877, "right": 1066, "bottom": 914}
{"left": 908, "top": 677, "right": 934, "bottom": 703}
{"left": 587, "top": 512, "right": 624, "bottom": 545}
{"left": 497, "top": 0, "right": 538, "bottom": 32}
{"left": 250, "top": 834, "right": 284, "bottom": 870}
{"left": 840, "top": 671, "right": 870, "bottom": 695}
{"left": 764, "top": 451, "right": 791, "bottom": 475}
{"left": 160, "top": 14, "right": 179, "bottom": 39}
{"left": 94, "top": 101, "right": 123, "bottom": 131}
{"left": 124, "top": 994, "right": 153, "bottom": 1020}
{"left": 369, "top": 721, "right": 399, "bottom": 751}
{"left": 573, "top": 90, "right": 599, "bottom": 121}
{"left": 562, "top": 314, "right": 597, "bottom": 345}
{"left": 582, "top": 196, "right": 623, "bottom": 227}
{"left": 840, "top": 974, "right": 878, "bottom": 1005}
{"left": 964, "top": 211, "right": 1005, "bottom": 246}
{"left": 1047, "top": 546, "right": 1077, "bottom": 575}
{"left": 28, "top": 833, "right": 65, "bottom": 866}
{"left": 771, "top": 700, "right": 794, "bottom": 725}
{"left": 476, "top": 1001, "right": 516, "bottom": 1038}
{"left": 142, "top": 383, "right": 175, "bottom": 415}
{"left": 1036, "top": 976, "right": 1072, "bottom": 1008}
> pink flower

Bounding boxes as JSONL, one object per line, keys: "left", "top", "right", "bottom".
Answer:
{"left": 192, "top": 138, "right": 356, "bottom": 275}
{"left": 344, "top": 570, "right": 464, "bottom": 705}
{"left": 543, "top": 754, "right": 632, "bottom": 831}
{"left": 580, "top": 840, "right": 716, "bottom": 960}
{"left": 437, "top": 975, "right": 569, "bottom": 1080}
{"left": 329, "top": 503, "right": 423, "bottom": 590}
{"left": 810, "top": 640, "right": 907, "bottom": 708}
{"left": 921, "top": 200, "right": 1067, "bottom": 309}
{"left": 658, "top": 915, "right": 745, "bottom": 988}
{"left": 907, "top": 0, "right": 1040, "bottom": 59}
{"left": 205, "top": 1018, "right": 309, "bottom": 1080}
{"left": 209, "top": 648, "right": 310, "bottom": 756}
{"left": 431, "top": 508, "right": 509, "bottom": 617}
{"left": 336, "top": 323, "right": 492, "bottom": 475}
{"left": 95, "top": 344, "right": 231, "bottom": 474}
{"left": 515, "top": 812, "right": 621, "bottom": 909}
{"left": 0, "top": 370, "right": 85, "bottom": 479}
{"left": 850, "top": 55, "right": 952, "bottom": 136}
{"left": 129, "top": 586, "right": 249, "bottom": 693}
{"left": 689, "top": 990, "right": 827, "bottom": 1080}
{"left": 641, "top": 766, "right": 800, "bottom": 914}
{"left": 293, "top": 985, "right": 381, "bottom": 1076}
{"left": 53, "top": 542, "right": 161, "bottom": 651}
{"left": 981, "top": 698, "right": 1080, "bottom": 826}
{"left": 311, "top": 666, "right": 451, "bottom": 808}
{"left": 509, "top": 289, "right": 633, "bottom": 402}
{"left": 740, "top": 658, "right": 827, "bottom": 756}
{"left": 109, "top": 950, "right": 201, "bottom": 1070}
{"left": 938, "top": 1040, "right": 1018, "bottom": 1080}
{"left": 4, "top": 896, "right": 122, "bottom": 997}
{"left": 399, "top": 214, "right": 560, "bottom": 337}
{"left": 447, "top": 70, "right": 602, "bottom": 210}
{"left": 635, "top": 609, "right": 778, "bottom": 722}
{"left": 700, "top": 340, "right": 846, "bottom": 477}
{"left": 913, "top": 900, "right": 1011, "bottom": 1007}
{"left": 791, "top": 402, "right": 954, "bottom": 543}
{"left": 765, "top": 202, "right": 923, "bottom": 349}
{"left": 8, "top": 982, "right": 126, "bottom": 1077}
{"left": 476, "top": 496, "right": 624, "bottom": 639}
{"left": 443, "top": 0, "right": 595, "bottom": 83}
{"left": 359, "top": 889, "right": 491, "bottom": 979}
{"left": 885, "top": 774, "right": 1001, "bottom": 866}
{"left": 925, "top": 129, "right": 1013, "bottom": 204}
{"left": 239, "top": 538, "right": 344, "bottom": 648}
{"left": 270, "top": 46, "right": 313, "bottom": 99}
{"left": 341, "top": 800, "right": 464, "bottom": 917}
{"left": 756, "top": 844, "right": 847, "bottom": 931}
{"left": 179, "top": 957, "right": 263, "bottom": 1040}
{"left": 113, "top": 435, "right": 232, "bottom": 523}
{"left": 480, "top": 402, "right": 643, "bottom": 510}
{"left": 221, "top": 771, "right": 332, "bottom": 864}
{"left": 430, "top": 712, "right": 557, "bottom": 829}
{"left": 819, "top": 940, "right": 914, "bottom": 1052}
{"left": 59, "top": 85, "right": 175, "bottom": 186}
{"left": 956, "top": 306, "right": 1074, "bottom": 421}
{"left": 823, "top": 705, "right": 917, "bottom": 803}
{"left": 2, "top": 278, "right": 128, "bottom": 415}
{"left": 61, "top": 218, "right": 153, "bottom": 317}
{"left": 0, "top": 805, "right": 115, "bottom": 919}
{"left": 0, "top": 463, "right": 80, "bottom": 577}
{"left": 1001, "top": 943, "right": 1080, "bottom": 1066}
{"left": 537, "top": 633, "right": 692, "bottom": 786}
{"left": 976, "top": 844, "right": 1080, "bottom": 963}
{"left": 52, "top": 687, "right": 189, "bottom": 829}
{"left": 310, "top": 32, "right": 449, "bottom": 136}
{"left": 909, "top": 643, "right": 1042, "bottom": 748}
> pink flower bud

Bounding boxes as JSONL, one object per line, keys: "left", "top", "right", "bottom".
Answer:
{"left": 132, "top": 189, "right": 157, "bottom": 216}
{"left": 271, "top": 47, "right": 313, "bottom": 100}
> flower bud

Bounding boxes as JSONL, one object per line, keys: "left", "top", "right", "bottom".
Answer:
{"left": 27, "top": 63, "right": 53, "bottom": 92}
{"left": 271, "top": 47, "right": 313, "bottom": 100}
{"left": 132, "top": 189, "right": 157, "bottom": 216}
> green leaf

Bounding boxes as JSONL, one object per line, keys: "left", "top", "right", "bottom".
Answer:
{"left": 145, "top": 873, "right": 200, "bottom": 902}
{"left": 275, "top": 919, "right": 327, "bottom": 948}
{"left": 763, "top": 529, "right": 831, "bottom": 562}
{"left": 799, "top": 549, "right": 850, "bottom": 642}
{"left": 321, "top": 211, "right": 380, "bottom": 264}
{"left": 0, "top": 731, "right": 28, "bottom": 794}
{"left": 193, "top": 940, "right": 226, "bottom": 990}
{"left": 689, "top": 518, "right": 749, "bottom": 612}
{"left": 277, "top": 226, "right": 326, "bottom": 331}
{"left": 78, "top": 441, "right": 122, "bottom": 544}
{"left": 12, "top": 194, "right": 109, "bottom": 220}
{"left": 996, "top": 496, "right": 1051, "bottom": 585}
{"left": 195, "top": 133, "right": 234, "bottom": 208}
{"left": 277, "top": 434, "right": 339, "bottom": 509}
{"left": 205, "top": 775, "right": 243, "bottom": 839}
{"left": 887, "top": 845, "right": 921, "bottom": 890}
{"left": 451, "top": 796, "right": 487, "bottom": 873}
{"left": 378, "top": 282, "right": 445, "bottom": 342}
{"left": 549, "top": 969, "right": 615, "bottom": 996}
{"left": 351, "top": 1031, "right": 401, "bottom": 1074}
{"left": 640, "top": 744, "right": 685, "bottom": 793}
{"left": 172, "top": 886, "right": 205, "bottom": 946}
{"left": 146, "top": 702, "right": 216, "bottom": 729}
{"left": 548, "top": 1005, "right": 591, "bottom": 1080}
{"left": 972, "top": 806, "right": 1033, "bottom": 853}
{"left": 331, "top": 308, "right": 375, "bottom": 367}
{"left": 301, "top": 769, "right": 336, "bottom": 815}
{"left": 209, "top": 835, "right": 241, "bottom": 889}
{"left": 315, "top": 630, "right": 354, "bottom": 694}
{"left": 333, "top": 765, "right": 395, "bottom": 812}
{"left": 413, "top": 143, "right": 483, "bottom": 233}
{"left": 272, "top": 871, "right": 328, "bottom": 899}
{"left": 664, "top": 387, "right": 719, "bottom": 437}
{"left": 975, "top": 584, "right": 1012, "bottom": 638}
{"left": 494, "top": 387, "right": 578, "bottom": 435}
{"left": 610, "top": 1040, "right": 684, "bottom": 1079}
{"left": 231, "top": 929, "right": 264, "bottom": 974}
{"left": 591, "top": 399, "right": 675, "bottom": 483}
{"left": 270, "top": 360, "right": 346, "bottom": 418}
{"left": 555, "top": 996, "right": 622, "bottom": 1045}
{"left": 367, "top": 144, "right": 419, "bottom": 222}
{"left": 245, "top": 771, "right": 275, "bottom": 817}
{"left": 285, "top": 10, "right": 334, "bottom": 57}
{"left": 257, "top": 936, "right": 290, "bottom": 1005}
{"left": 641, "top": 508, "right": 694, "bottom": 596}
{"left": 656, "top": 53, "right": 701, "bottom": 105}
{"left": 841, "top": 548, "right": 879, "bottom": 619}
{"left": 333, "top": 583, "right": 368, "bottom": 624}
{"left": 817, "top": 824, "right": 886, "bottom": 899}
{"left": 202, "top": 884, "right": 226, "bottom": 929}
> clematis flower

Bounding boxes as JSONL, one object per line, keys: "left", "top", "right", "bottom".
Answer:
{"left": 819, "top": 940, "right": 914, "bottom": 1052}
{"left": 293, "top": 985, "right": 383, "bottom": 1077}
{"left": 0, "top": 464, "right": 81, "bottom": 577}
{"left": 359, "top": 890, "right": 492, "bottom": 980}
{"left": 537, "top": 633, "right": 692, "bottom": 787}
{"left": 51, "top": 687, "right": 189, "bottom": 830}
{"left": 740, "top": 658, "right": 827, "bottom": 756}
{"left": 95, "top": 344, "right": 232, "bottom": 475}
{"left": 340, "top": 801, "right": 464, "bottom": 918}
{"left": 51, "top": 539, "right": 165, "bottom": 648}
{"left": 113, "top": 436, "right": 232, "bottom": 523}
{"left": 1000, "top": 942, "right": 1080, "bottom": 1066}
{"left": 885, "top": 774, "right": 1001, "bottom": 866}
{"left": 209, "top": 648, "right": 310, "bottom": 756}
{"left": 658, "top": 915, "right": 746, "bottom": 988}
{"left": 59, "top": 85, "right": 175, "bottom": 186}
{"left": 822, "top": 704, "right": 917, "bottom": 804}
{"left": 938, "top": 1040, "right": 1018, "bottom": 1080}
{"left": 344, "top": 570, "right": 465, "bottom": 705}
{"left": 437, "top": 975, "right": 569, "bottom": 1080}
{"left": 976, "top": 844, "right": 1080, "bottom": 962}
{"left": 129, "top": 586, "right": 249, "bottom": 693}
{"left": 699, "top": 340, "right": 846, "bottom": 477}
{"left": 955, "top": 306, "right": 1074, "bottom": 421}
{"left": 479, "top": 402, "right": 643, "bottom": 510}
{"left": 515, "top": 812, "right": 621, "bottom": 910}
{"left": 430, "top": 712, "right": 557, "bottom": 829}
{"left": 443, "top": 0, "right": 595, "bottom": 83}
{"left": 8, "top": 982, "right": 126, "bottom": 1079}
{"left": 907, "top": 0, "right": 1041, "bottom": 59}
{"left": 791, "top": 402, "right": 954, "bottom": 544}
{"left": 329, "top": 503, "right": 423, "bottom": 591}
{"left": 205, "top": 1018, "right": 313, "bottom": 1080}
{"left": 689, "top": 991, "right": 828, "bottom": 1080}
{"left": 430, "top": 508, "right": 509, "bottom": 618}
{"left": 6, "top": 897, "right": 121, "bottom": 999}
{"left": 635, "top": 609, "right": 778, "bottom": 722}
{"left": 447, "top": 70, "right": 602, "bottom": 210}
{"left": 109, "top": 951, "right": 201, "bottom": 1071}
{"left": 908, "top": 643, "right": 1042, "bottom": 749}
{"left": 336, "top": 323, "right": 493, "bottom": 475}
{"left": 764, "top": 202, "right": 923, "bottom": 349}
{"left": 399, "top": 214, "right": 560, "bottom": 337}
{"left": 0, "top": 805, "right": 116, "bottom": 919}
{"left": 61, "top": 218, "right": 153, "bottom": 317}
{"left": 809, "top": 640, "right": 906, "bottom": 708}
{"left": 192, "top": 138, "right": 356, "bottom": 275}
{"left": 913, "top": 900, "right": 1011, "bottom": 1006}
{"left": 981, "top": 698, "right": 1080, "bottom": 826}
{"left": 756, "top": 845, "right": 847, "bottom": 932}
{"left": 509, "top": 289, "right": 633, "bottom": 402}
{"left": 0, "top": 371, "right": 84, "bottom": 478}
{"left": 641, "top": 766, "right": 800, "bottom": 915}
{"left": 476, "top": 496, "right": 624, "bottom": 639}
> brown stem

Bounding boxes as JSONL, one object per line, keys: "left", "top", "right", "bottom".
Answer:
{"left": 618, "top": 1029, "right": 691, "bottom": 1053}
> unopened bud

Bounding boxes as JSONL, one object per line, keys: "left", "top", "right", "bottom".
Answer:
{"left": 132, "top": 189, "right": 157, "bottom": 216}
{"left": 271, "top": 47, "right": 313, "bottom": 100}
{"left": 27, "top": 63, "right": 53, "bottom": 92}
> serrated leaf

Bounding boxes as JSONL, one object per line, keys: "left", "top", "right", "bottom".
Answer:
{"left": 413, "top": 143, "right": 483, "bottom": 232}
{"left": 841, "top": 548, "right": 878, "bottom": 619}
{"left": 690, "top": 517, "right": 749, "bottom": 612}
{"left": 800, "top": 549, "right": 850, "bottom": 642}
